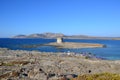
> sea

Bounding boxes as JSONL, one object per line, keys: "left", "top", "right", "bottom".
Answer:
{"left": 0, "top": 38, "right": 120, "bottom": 60}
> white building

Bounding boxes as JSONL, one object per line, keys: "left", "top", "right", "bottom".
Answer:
{"left": 57, "top": 37, "right": 63, "bottom": 43}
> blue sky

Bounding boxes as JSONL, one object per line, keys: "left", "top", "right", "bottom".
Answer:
{"left": 0, "top": 0, "right": 120, "bottom": 37}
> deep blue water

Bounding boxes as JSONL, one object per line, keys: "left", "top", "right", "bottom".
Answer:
{"left": 0, "top": 38, "right": 120, "bottom": 60}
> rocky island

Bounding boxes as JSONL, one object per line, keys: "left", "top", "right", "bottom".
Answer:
{"left": 46, "top": 42, "right": 105, "bottom": 49}
{"left": 44, "top": 37, "right": 106, "bottom": 49}
{"left": 22, "top": 37, "right": 106, "bottom": 49}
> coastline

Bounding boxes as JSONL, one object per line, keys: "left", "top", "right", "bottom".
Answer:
{"left": 21, "top": 42, "right": 106, "bottom": 49}
{"left": 46, "top": 42, "right": 106, "bottom": 49}
{"left": 0, "top": 48, "right": 120, "bottom": 80}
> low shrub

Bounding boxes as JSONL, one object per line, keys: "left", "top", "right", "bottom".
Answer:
{"left": 71, "top": 73, "right": 120, "bottom": 80}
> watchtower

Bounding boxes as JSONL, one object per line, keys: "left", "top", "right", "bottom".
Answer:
{"left": 57, "top": 37, "right": 63, "bottom": 43}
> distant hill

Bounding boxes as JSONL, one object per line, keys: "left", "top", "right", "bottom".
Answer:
{"left": 13, "top": 35, "right": 27, "bottom": 38}
{"left": 13, "top": 32, "right": 64, "bottom": 38}
{"left": 13, "top": 32, "right": 120, "bottom": 40}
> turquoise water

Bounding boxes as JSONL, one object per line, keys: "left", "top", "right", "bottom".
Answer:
{"left": 0, "top": 38, "right": 120, "bottom": 60}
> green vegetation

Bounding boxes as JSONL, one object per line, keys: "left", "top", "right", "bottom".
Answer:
{"left": 71, "top": 73, "right": 120, "bottom": 80}
{"left": 85, "top": 56, "right": 91, "bottom": 59}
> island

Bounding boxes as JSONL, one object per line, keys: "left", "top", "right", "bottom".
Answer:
{"left": 13, "top": 32, "right": 120, "bottom": 40}
{"left": 21, "top": 37, "right": 106, "bottom": 49}
{"left": 45, "top": 42, "right": 106, "bottom": 48}
{"left": 43, "top": 37, "right": 106, "bottom": 49}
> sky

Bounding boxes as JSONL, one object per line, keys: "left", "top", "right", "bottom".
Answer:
{"left": 0, "top": 0, "right": 120, "bottom": 37}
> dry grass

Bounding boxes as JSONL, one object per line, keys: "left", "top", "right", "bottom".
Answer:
{"left": 0, "top": 61, "right": 30, "bottom": 66}
{"left": 0, "top": 71, "right": 19, "bottom": 79}
{"left": 71, "top": 73, "right": 120, "bottom": 80}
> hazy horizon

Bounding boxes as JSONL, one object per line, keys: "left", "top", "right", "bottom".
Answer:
{"left": 0, "top": 0, "right": 120, "bottom": 37}
{"left": 1, "top": 32, "right": 120, "bottom": 38}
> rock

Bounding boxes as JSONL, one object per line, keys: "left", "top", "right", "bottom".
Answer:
{"left": 0, "top": 62, "right": 3, "bottom": 66}
{"left": 59, "top": 76, "right": 67, "bottom": 80}
{"left": 19, "top": 73, "right": 28, "bottom": 78}
{"left": 10, "top": 71, "right": 19, "bottom": 77}
{"left": 28, "top": 70, "right": 47, "bottom": 80}
{"left": 1, "top": 49, "right": 120, "bottom": 80}
{"left": 34, "top": 73, "right": 47, "bottom": 80}
{"left": 0, "top": 71, "right": 19, "bottom": 79}
{"left": 28, "top": 70, "right": 35, "bottom": 79}
{"left": 33, "top": 66, "right": 40, "bottom": 73}
{"left": 66, "top": 74, "right": 74, "bottom": 79}
{"left": 20, "top": 68, "right": 26, "bottom": 72}
{"left": 88, "top": 70, "right": 92, "bottom": 73}
{"left": 28, "top": 67, "right": 47, "bottom": 80}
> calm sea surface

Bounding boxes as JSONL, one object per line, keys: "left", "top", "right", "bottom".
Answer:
{"left": 0, "top": 38, "right": 120, "bottom": 60}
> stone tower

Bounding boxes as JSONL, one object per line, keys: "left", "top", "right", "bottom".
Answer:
{"left": 57, "top": 37, "right": 63, "bottom": 43}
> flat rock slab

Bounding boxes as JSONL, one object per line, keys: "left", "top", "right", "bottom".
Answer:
{"left": 46, "top": 42, "right": 106, "bottom": 48}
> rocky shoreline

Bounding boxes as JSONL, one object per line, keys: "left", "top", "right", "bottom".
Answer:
{"left": 22, "top": 42, "right": 106, "bottom": 49}
{"left": 0, "top": 48, "right": 120, "bottom": 80}
{"left": 46, "top": 42, "right": 106, "bottom": 48}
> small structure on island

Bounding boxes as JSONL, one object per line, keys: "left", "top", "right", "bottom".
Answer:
{"left": 57, "top": 37, "right": 63, "bottom": 43}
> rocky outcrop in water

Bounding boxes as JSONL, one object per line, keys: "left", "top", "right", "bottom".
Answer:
{"left": 46, "top": 42, "right": 106, "bottom": 48}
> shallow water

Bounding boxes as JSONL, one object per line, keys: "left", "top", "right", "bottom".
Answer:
{"left": 0, "top": 38, "right": 120, "bottom": 60}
